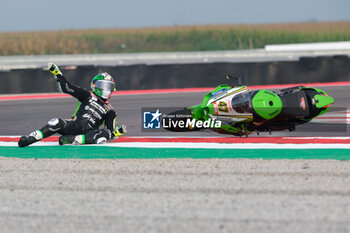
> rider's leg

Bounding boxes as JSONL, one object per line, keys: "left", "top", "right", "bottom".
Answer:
{"left": 59, "top": 128, "right": 112, "bottom": 145}
{"left": 18, "top": 118, "right": 67, "bottom": 147}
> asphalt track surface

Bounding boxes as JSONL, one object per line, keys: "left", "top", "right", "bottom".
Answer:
{"left": 1, "top": 85, "right": 350, "bottom": 233}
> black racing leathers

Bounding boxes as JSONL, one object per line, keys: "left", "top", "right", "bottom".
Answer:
{"left": 57, "top": 74, "right": 116, "bottom": 133}
{"left": 40, "top": 75, "right": 117, "bottom": 143}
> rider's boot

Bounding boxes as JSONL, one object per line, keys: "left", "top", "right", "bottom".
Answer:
{"left": 18, "top": 130, "right": 43, "bottom": 147}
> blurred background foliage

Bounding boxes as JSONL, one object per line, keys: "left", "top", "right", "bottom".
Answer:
{"left": 0, "top": 21, "right": 349, "bottom": 55}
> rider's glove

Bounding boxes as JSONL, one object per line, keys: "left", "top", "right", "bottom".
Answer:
{"left": 113, "top": 125, "right": 127, "bottom": 138}
{"left": 47, "top": 63, "right": 62, "bottom": 79}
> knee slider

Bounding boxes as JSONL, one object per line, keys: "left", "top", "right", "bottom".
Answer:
{"left": 48, "top": 118, "right": 66, "bottom": 131}
{"left": 94, "top": 129, "right": 111, "bottom": 144}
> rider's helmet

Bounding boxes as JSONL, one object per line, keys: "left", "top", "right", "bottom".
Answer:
{"left": 90, "top": 72, "right": 116, "bottom": 100}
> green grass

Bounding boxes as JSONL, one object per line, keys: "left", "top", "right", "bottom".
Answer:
{"left": 1, "top": 21, "right": 350, "bottom": 55}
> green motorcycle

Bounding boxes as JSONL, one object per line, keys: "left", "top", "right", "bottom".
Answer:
{"left": 163, "top": 84, "right": 334, "bottom": 136}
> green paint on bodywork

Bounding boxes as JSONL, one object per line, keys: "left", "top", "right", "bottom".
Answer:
{"left": 191, "top": 84, "right": 231, "bottom": 121}
{"left": 191, "top": 104, "right": 206, "bottom": 120}
{"left": 314, "top": 94, "right": 335, "bottom": 108}
{"left": 300, "top": 87, "right": 334, "bottom": 120}
{"left": 202, "top": 84, "right": 231, "bottom": 106}
{"left": 252, "top": 90, "right": 283, "bottom": 120}
{"left": 1, "top": 146, "right": 349, "bottom": 160}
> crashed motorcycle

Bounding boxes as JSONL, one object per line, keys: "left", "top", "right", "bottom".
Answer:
{"left": 163, "top": 84, "right": 334, "bottom": 136}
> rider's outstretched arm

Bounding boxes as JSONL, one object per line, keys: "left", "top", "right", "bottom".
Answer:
{"left": 48, "top": 63, "right": 90, "bottom": 102}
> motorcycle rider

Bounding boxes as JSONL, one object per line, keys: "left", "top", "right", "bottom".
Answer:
{"left": 18, "top": 63, "right": 127, "bottom": 147}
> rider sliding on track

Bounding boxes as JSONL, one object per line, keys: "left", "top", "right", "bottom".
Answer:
{"left": 18, "top": 63, "right": 127, "bottom": 147}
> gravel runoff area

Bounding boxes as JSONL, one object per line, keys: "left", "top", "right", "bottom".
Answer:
{"left": 0, "top": 157, "right": 350, "bottom": 233}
